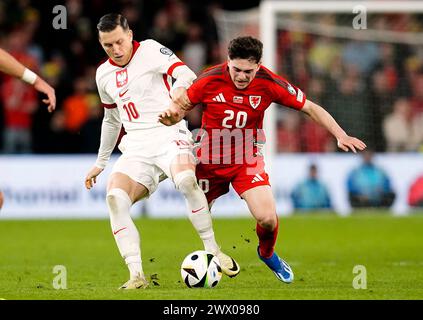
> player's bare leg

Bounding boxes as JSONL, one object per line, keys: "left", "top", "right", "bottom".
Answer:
{"left": 170, "top": 154, "right": 240, "bottom": 277}
{"left": 107, "top": 172, "right": 149, "bottom": 289}
{"left": 242, "top": 186, "right": 294, "bottom": 283}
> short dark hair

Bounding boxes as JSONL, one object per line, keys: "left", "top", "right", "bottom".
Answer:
{"left": 228, "top": 36, "right": 263, "bottom": 64}
{"left": 97, "top": 13, "right": 129, "bottom": 33}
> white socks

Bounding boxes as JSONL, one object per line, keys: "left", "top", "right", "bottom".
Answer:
{"left": 106, "top": 188, "right": 143, "bottom": 280}
{"left": 173, "top": 170, "right": 220, "bottom": 254}
{"left": 106, "top": 172, "right": 221, "bottom": 281}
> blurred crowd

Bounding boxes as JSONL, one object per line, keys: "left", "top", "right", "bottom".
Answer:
{"left": 0, "top": 1, "right": 423, "bottom": 155}
{"left": 0, "top": 0, "right": 224, "bottom": 154}
{"left": 276, "top": 13, "right": 423, "bottom": 153}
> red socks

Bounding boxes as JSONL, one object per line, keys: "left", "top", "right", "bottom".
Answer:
{"left": 256, "top": 219, "right": 279, "bottom": 259}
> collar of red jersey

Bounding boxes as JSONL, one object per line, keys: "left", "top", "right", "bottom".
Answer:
{"left": 108, "top": 40, "right": 140, "bottom": 68}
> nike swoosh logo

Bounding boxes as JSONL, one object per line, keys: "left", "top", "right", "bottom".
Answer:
{"left": 191, "top": 207, "right": 205, "bottom": 213}
{"left": 113, "top": 227, "right": 127, "bottom": 235}
{"left": 119, "top": 89, "right": 128, "bottom": 97}
{"left": 229, "top": 258, "right": 239, "bottom": 271}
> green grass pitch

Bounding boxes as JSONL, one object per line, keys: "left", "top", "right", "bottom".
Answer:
{"left": 0, "top": 212, "right": 422, "bottom": 300}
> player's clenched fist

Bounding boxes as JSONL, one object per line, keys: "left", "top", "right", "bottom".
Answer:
{"left": 158, "top": 110, "right": 178, "bottom": 126}
{"left": 85, "top": 166, "right": 104, "bottom": 189}
{"left": 158, "top": 103, "right": 185, "bottom": 126}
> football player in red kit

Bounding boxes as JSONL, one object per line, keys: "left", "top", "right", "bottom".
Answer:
{"left": 159, "top": 36, "right": 366, "bottom": 283}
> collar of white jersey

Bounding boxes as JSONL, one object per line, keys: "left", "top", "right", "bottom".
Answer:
{"left": 108, "top": 40, "right": 140, "bottom": 68}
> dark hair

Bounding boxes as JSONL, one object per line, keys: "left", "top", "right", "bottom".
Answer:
{"left": 228, "top": 36, "right": 263, "bottom": 64}
{"left": 97, "top": 13, "right": 129, "bottom": 33}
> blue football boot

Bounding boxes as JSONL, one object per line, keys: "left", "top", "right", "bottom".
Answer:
{"left": 257, "top": 247, "right": 294, "bottom": 283}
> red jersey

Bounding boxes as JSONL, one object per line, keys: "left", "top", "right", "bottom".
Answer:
{"left": 187, "top": 62, "right": 306, "bottom": 165}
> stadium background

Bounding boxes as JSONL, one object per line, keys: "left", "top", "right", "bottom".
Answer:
{"left": 0, "top": 0, "right": 422, "bottom": 217}
{"left": 0, "top": 0, "right": 422, "bottom": 154}
{"left": 0, "top": 0, "right": 422, "bottom": 301}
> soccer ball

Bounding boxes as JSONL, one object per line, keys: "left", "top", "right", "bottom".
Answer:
{"left": 180, "top": 250, "right": 222, "bottom": 288}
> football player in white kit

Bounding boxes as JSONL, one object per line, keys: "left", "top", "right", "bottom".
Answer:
{"left": 84, "top": 13, "right": 240, "bottom": 289}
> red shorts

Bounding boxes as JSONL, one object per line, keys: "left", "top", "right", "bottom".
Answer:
{"left": 195, "top": 158, "right": 270, "bottom": 204}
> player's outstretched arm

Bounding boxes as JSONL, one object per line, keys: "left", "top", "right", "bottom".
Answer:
{"left": 301, "top": 99, "right": 367, "bottom": 153}
{"left": 85, "top": 166, "right": 104, "bottom": 190}
{"left": 0, "top": 48, "right": 56, "bottom": 112}
{"left": 0, "top": 48, "right": 26, "bottom": 78}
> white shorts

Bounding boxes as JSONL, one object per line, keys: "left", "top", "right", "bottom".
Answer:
{"left": 111, "top": 124, "right": 193, "bottom": 196}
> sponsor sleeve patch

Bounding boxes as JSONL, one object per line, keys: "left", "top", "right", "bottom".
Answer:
{"left": 287, "top": 84, "right": 296, "bottom": 95}
{"left": 296, "top": 89, "right": 304, "bottom": 102}
{"left": 160, "top": 47, "right": 174, "bottom": 56}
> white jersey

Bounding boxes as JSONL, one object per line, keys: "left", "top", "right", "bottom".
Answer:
{"left": 96, "top": 39, "right": 186, "bottom": 131}
{"left": 94, "top": 39, "right": 196, "bottom": 169}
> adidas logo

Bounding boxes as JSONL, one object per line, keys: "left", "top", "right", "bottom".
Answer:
{"left": 212, "top": 93, "right": 226, "bottom": 102}
{"left": 251, "top": 174, "right": 264, "bottom": 183}
{"left": 281, "top": 260, "right": 292, "bottom": 273}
